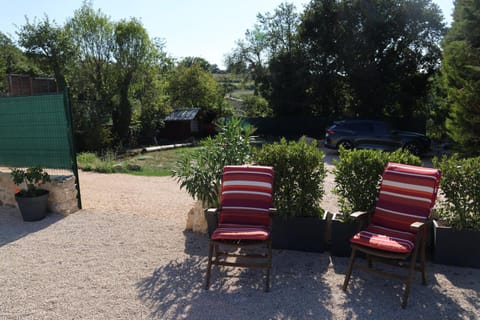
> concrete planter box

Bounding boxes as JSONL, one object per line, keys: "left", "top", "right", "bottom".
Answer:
{"left": 271, "top": 216, "right": 326, "bottom": 252}
{"left": 433, "top": 220, "right": 480, "bottom": 268}
{"left": 330, "top": 219, "right": 358, "bottom": 257}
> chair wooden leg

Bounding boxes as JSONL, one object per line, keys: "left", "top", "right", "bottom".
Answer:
{"left": 265, "top": 240, "right": 272, "bottom": 292}
{"left": 205, "top": 241, "right": 214, "bottom": 290}
{"left": 420, "top": 241, "right": 427, "bottom": 285}
{"left": 402, "top": 249, "right": 420, "bottom": 308}
{"left": 343, "top": 248, "right": 357, "bottom": 291}
{"left": 214, "top": 243, "right": 220, "bottom": 260}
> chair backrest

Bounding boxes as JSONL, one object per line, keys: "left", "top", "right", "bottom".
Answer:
{"left": 371, "top": 162, "right": 441, "bottom": 232}
{"left": 219, "top": 165, "right": 274, "bottom": 227}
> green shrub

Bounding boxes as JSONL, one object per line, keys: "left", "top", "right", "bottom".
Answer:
{"left": 76, "top": 151, "right": 118, "bottom": 173}
{"left": 77, "top": 152, "right": 99, "bottom": 171}
{"left": 333, "top": 148, "right": 422, "bottom": 220}
{"left": 95, "top": 150, "right": 118, "bottom": 173}
{"left": 241, "top": 95, "right": 273, "bottom": 117}
{"left": 172, "top": 117, "right": 255, "bottom": 207}
{"left": 432, "top": 154, "right": 480, "bottom": 230}
{"left": 254, "top": 137, "right": 326, "bottom": 218}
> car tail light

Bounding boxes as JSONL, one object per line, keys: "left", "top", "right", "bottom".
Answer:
{"left": 326, "top": 129, "right": 335, "bottom": 135}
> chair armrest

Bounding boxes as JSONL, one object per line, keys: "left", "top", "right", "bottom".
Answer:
{"left": 269, "top": 208, "right": 277, "bottom": 216}
{"left": 350, "top": 211, "right": 372, "bottom": 231}
{"left": 351, "top": 211, "right": 369, "bottom": 220}
{"left": 205, "top": 208, "right": 220, "bottom": 216}
{"left": 410, "top": 221, "right": 425, "bottom": 232}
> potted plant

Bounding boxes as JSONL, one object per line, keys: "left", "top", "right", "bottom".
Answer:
{"left": 432, "top": 154, "right": 480, "bottom": 268}
{"left": 331, "top": 148, "right": 422, "bottom": 257}
{"left": 255, "top": 137, "right": 328, "bottom": 252}
{"left": 11, "top": 166, "right": 51, "bottom": 221}
{"left": 173, "top": 118, "right": 255, "bottom": 236}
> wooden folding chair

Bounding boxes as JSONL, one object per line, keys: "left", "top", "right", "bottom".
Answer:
{"left": 342, "top": 162, "right": 441, "bottom": 308}
{"left": 205, "top": 165, "right": 275, "bottom": 292}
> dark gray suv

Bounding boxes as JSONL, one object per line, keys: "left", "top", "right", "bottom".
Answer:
{"left": 324, "top": 120, "right": 431, "bottom": 156}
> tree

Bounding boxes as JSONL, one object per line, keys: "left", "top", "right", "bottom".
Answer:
{"left": 136, "top": 68, "right": 170, "bottom": 144}
{"left": 13, "top": 1, "right": 172, "bottom": 150}
{"left": 226, "top": 3, "right": 304, "bottom": 113}
{"left": 439, "top": 0, "right": 480, "bottom": 155}
{"left": 66, "top": 1, "right": 115, "bottom": 100}
{"left": 240, "top": 95, "right": 272, "bottom": 117}
{"left": 17, "top": 16, "right": 75, "bottom": 91}
{"left": 66, "top": 1, "right": 116, "bottom": 151}
{"left": 112, "top": 18, "right": 156, "bottom": 143}
{"left": 178, "top": 56, "right": 211, "bottom": 71}
{"left": 427, "top": 73, "right": 450, "bottom": 140}
{"left": 300, "top": 0, "right": 445, "bottom": 118}
{"left": 0, "top": 32, "right": 38, "bottom": 93}
{"left": 130, "top": 39, "right": 173, "bottom": 145}
{"left": 259, "top": 3, "right": 310, "bottom": 115}
{"left": 268, "top": 49, "right": 310, "bottom": 115}
{"left": 257, "top": 2, "right": 300, "bottom": 58}
{"left": 299, "top": 0, "right": 347, "bottom": 116}
{"left": 226, "top": 25, "right": 270, "bottom": 96}
{"left": 166, "top": 63, "right": 224, "bottom": 113}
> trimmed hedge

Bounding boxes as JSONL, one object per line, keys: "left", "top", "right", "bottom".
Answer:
{"left": 433, "top": 154, "right": 480, "bottom": 230}
{"left": 255, "top": 137, "right": 326, "bottom": 218}
{"left": 333, "top": 148, "right": 422, "bottom": 221}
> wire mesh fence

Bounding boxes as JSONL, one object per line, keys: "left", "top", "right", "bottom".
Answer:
{"left": 0, "top": 91, "right": 81, "bottom": 208}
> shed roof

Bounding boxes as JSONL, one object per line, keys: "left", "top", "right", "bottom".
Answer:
{"left": 165, "top": 108, "right": 201, "bottom": 121}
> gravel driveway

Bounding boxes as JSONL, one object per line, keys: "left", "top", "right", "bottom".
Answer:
{"left": 0, "top": 169, "right": 479, "bottom": 319}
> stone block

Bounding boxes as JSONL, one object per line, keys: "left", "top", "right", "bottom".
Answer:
{"left": 186, "top": 200, "right": 207, "bottom": 234}
{"left": 49, "top": 198, "right": 79, "bottom": 216}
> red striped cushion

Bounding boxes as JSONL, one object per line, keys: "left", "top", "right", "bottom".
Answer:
{"left": 218, "top": 207, "right": 271, "bottom": 226}
{"left": 350, "top": 224, "right": 416, "bottom": 253}
{"left": 219, "top": 165, "right": 274, "bottom": 227}
{"left": 371, "top": 163, "right": 441, "bottom": 232}
{"left": 211, "top": 224, "right": 270, "bottom": 241}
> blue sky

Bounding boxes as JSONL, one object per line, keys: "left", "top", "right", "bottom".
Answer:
{"left": 0, "top": 0, "right": 454, "bottom": 69}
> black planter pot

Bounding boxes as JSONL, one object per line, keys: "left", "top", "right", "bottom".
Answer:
{"left": 330, "top": 220, "right": 358, "bottom": 257}
{"left": 15, "top": 190, "right": 49, "bottom": 222}
{"left": 433, "top": 220, "right": 480, "bottom": 268}
{"left": 271, "top": 216, "right": 326, "bottom": 252}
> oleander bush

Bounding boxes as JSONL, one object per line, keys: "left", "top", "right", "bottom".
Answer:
{"left": 172, "top": 117, "right": 254, "bottom": 207}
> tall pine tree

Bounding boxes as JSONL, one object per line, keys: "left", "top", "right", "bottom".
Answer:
{"left": 441, "top": 0, "right": 480, "bottom": 155}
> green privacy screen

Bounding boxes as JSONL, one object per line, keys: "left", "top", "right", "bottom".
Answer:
{"left": 0, "top": 92, "right": 74, "bottom": 169}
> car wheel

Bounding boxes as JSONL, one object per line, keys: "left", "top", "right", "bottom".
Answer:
{"left": 403, "top": 142, "right": 420, "bottom": 156}
{"left": 338, "top": 140, "right": 354, "bottom": 150}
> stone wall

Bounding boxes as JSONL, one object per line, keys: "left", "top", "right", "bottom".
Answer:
{"left": 0, "top": 172, "right": 79, "bottom": 216}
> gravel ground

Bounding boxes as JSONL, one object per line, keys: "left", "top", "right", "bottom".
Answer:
{"left": 0, "top": 167, "right": 479, "bottom": 319}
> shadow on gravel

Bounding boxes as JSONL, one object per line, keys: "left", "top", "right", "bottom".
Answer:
{"left": 140, "top": 231, "right": 479, "bottom": 319}
{"left": 433, "top": 264, "right": 480, "bottom": 315}
{"left": 0, "top": 206, "right": 63, "bottom": 247}
{"left": 183, "top": 230, "right": 209, "bottom": 256}
{"left": 137, "top": 247, "right": 333, "bottom": 319}
{"left": 335, "top": 258, "right": 480, "bottom": 319}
